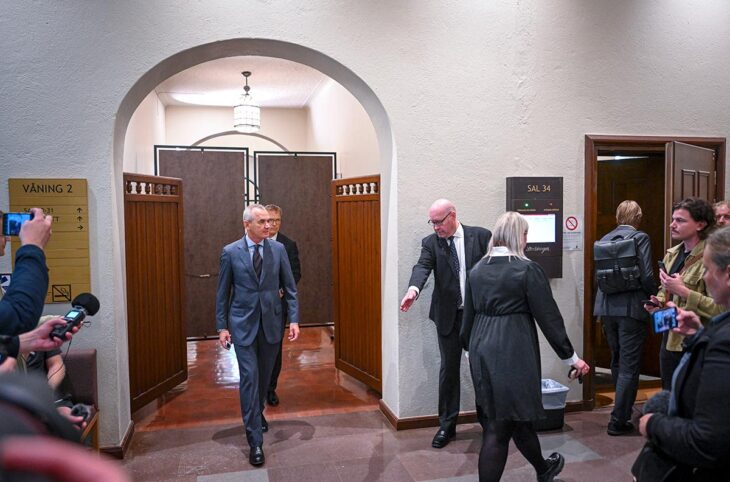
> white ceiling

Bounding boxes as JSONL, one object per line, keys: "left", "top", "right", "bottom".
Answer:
{"left": 155, "top": 56, "right": 329, "bottom": 108}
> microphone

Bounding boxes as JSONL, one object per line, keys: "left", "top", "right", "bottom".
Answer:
{"left": 642, "top": 389, "right": 671, "bottom": 415}
{"left": 50, "top": 293, "right": 100, "bottom": 340}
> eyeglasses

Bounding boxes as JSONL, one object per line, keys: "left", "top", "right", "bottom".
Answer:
{"left": 427, "top": 211, "right": 454, "bottom": 227}
{"left": 269, "top": 218, "right": 281, "bottom": 224}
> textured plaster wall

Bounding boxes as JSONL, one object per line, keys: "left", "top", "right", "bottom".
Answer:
{"left": 2, "top": 1, "right": 730, "bottom": 444}
{"left": 306, "top": 79, "right": 380, "bottom": 177}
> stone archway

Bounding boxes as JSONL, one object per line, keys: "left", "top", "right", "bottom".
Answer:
{"left": 111, "top": 37, "right": 399, "bottom": 430}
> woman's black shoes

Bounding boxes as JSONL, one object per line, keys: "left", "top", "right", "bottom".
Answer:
{"left": 537, "top": 452, "right": 564, "bottom": 482}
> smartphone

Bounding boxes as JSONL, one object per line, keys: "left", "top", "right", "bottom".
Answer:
{"left": 652, "top": 307, "right": 678, "bottom": 333}
{"left": 225, "top": 340, "right": 232, "bottom": 350}
{"left": 641, "top": 299, "right": 659, "bottom": 307}
{"left": 2, "top": 212, "right": 33, "bottom": 236}
{"left": 658, "top": 260, "right": 667, "bottom": 273}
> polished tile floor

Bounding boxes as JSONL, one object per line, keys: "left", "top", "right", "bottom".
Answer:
{"left": 124, "top": 327, "right": 646, "bottom": 481}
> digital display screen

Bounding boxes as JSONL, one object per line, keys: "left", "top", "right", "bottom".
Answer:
{"left": 64, "top": 310, "right": 82, "bottom": 321}
{"left": 524, "top": 214, "right": 556, "bottom": 243}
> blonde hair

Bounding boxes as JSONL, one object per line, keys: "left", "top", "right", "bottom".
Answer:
{"left": 486, "top": 211, "right": 529, "bottom": 260}
{"left": 615, "top": 200, "right": 642, "bottom": 228}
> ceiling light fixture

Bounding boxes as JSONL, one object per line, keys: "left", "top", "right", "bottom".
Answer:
{"left": 233, "top": 71, "right": 261, "bottom": 133}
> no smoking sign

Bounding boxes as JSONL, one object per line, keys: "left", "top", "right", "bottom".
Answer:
{"left": 565, "top": 216, "right": 579, "bottom": 231}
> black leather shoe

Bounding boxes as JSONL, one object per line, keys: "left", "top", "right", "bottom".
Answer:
{"left": 267, "top": 390, "right": 280, "bottom": 406}
{"left": 607, "top": 420, "right": 634, "bottom": 436}
{"left": 537, "top": 452, "right": 564, "bottom": 482}
{"left": 431, "top": 428, "right": 455, "bottom": 448}
{"left": 261, "top": 415, "right": 269, "bottom": 433}
{"left": 249, "top": 446, "right": 265, "bottom": 466}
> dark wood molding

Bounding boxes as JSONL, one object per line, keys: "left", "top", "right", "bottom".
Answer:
{"left": 100, "top": 420, "right": 135, "bottom": 460}
{"left": 583, "top": 134, "right": 726, "bottom": 405}
{"left": 380, "top": 399, "right": 588, "bottom": 430}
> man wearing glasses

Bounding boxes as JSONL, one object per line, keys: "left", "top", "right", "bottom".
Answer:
{"left": 264, "top": 204, "right": 301, "bottom": 407}
{"left": 400, "top": 199, "right": 491, "bottom": 448}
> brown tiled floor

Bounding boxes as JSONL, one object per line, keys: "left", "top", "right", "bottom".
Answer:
{"left": 124, "top": 328, "right": 646, "bottom": 481}
{"left": 133, "top": 327, "right": 380, "bottom": 432}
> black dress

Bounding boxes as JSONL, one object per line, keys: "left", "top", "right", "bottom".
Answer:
{"left": 461, "top": 256, "right": 574, "bottom": 421}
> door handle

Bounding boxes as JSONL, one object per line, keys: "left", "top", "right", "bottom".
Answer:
{"left": 186, "top": 273, "right": 216, "bottom": 278}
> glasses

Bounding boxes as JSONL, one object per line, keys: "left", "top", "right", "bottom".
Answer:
{"left": 427, "top": 211, "right": 454, "bottom": 227}
{"left": 269, "top": 218, "right": 281, "bottom": 224}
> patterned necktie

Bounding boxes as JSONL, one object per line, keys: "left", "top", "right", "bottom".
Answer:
{"left": 448, "top": 236, "right": 462, "bottom": 306}
{"left": 253, "top": 244, "right": 262, "bottom": 279}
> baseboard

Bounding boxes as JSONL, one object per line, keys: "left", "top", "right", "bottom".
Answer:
{"left": 100, "top": 420, "right": 135, "bottom": 459}
{"left": 379, "top": 399, "right": 591, "bottom": 430}
{"left": 379, "top": 399, "right": 479, "bottom": 431}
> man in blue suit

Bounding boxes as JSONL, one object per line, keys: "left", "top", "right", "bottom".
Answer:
{"left": 216, "top": 204, "right": 300, "bottom": 466}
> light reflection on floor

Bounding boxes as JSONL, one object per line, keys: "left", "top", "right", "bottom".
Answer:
{"left": 133, "top": 327, "right": 380, "bottom": 432}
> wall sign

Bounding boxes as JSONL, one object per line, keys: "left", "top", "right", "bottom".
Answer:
{"left": 506, "top": 177, "right": 563, "bottom": 278}
{"left": 9, "top": 179, "right": 90, "bottom": 303}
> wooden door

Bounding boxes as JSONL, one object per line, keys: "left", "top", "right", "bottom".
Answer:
{"left": 595, "top": 156, "right": 664, "bottom": 377}
{"left": 124, "top": 174, "right": 187, "bottom": 412}
{"left": 258, "top": 154, "right": 334, "bottom": 326}
{"left": 331, "top": 176, "right": 381, "bottom": 392}
{"left": 158, "top": 149, "right": 247, "bottom": 338}
{"left": 665, "top": 141, "right": 717, "bottom": 245}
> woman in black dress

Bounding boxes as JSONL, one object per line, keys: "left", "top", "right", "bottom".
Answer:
{"left": 461, "top": 211, "right": 590, "bottom": 482}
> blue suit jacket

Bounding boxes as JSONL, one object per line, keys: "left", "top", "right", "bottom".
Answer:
{"left": 215, "top": 237, "right": 299, "bottom": 346}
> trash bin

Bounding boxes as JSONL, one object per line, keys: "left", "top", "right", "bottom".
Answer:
{"left": 535, "top": 379, "right": 569, "bottom": 431}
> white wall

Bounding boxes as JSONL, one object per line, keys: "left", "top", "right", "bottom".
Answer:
{"left": 306, "top": 79, "right": 380, "bottom": 177}
{"left": 2, "top": 0, "right": 730, "bottom": 445}
{"left": 166, "top": 105, "right": 309, "bottom": 152}
{"left": 123, "top": 91, "right": 166, "bottom": 174}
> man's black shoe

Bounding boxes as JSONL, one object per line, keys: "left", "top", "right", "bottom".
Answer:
{"left": 537, "top": 452, "right": 564, "bottom": 482}
{"left": 261, "top": 415, "right": 269, "bottom": 433}
{"left": 607, "top": 420, "right": 634, "bottom": 436}
{"left": 267, "top": 390, "right": 280, "bottom": 406}
{"left": 431, "top": 428, "right": 455, "bottom": 448}
{"left": 249, "top": 446, "right": 265, "bottom": 466}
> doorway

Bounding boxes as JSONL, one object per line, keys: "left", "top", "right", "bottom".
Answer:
{"left": 583, "top": 135, "right": 726, "bottom": 408}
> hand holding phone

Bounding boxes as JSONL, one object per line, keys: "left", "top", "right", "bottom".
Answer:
{"left": 2, "top": 212, "right": 33, "bottom": 236}
{"left": 641, "top": 299, "right": 659, "bottom": 307}
{"left": 652, "top": 307, "right": 678, "bottom": 333}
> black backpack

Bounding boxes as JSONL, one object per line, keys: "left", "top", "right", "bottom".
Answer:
{"left": 594, "top": 231, "right": 642, "bottom": 295}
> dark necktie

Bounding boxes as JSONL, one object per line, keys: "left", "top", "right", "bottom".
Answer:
{"left": 253, "top": 244, "right": 262, "bottom": 279}
{"left": 448, "top": 236, "right": 462, "bottom": 306}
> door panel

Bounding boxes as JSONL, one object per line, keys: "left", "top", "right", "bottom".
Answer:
{"left": 331, "top": 176, "right": 381, "bottom": 392}
{"left": 257, "top": 154, "right": 334, "bottom": 326}
{"left": 159, "top": 149, "right": 247, "bottom": 338}
{"left": 666, "top": 141, "right": 716, "bottom": 246}
{"left": 124, "top": 173, "right": 187, "bottom": 412}
{"left": 596, "top": 156, "right": 664, "bottom": 377}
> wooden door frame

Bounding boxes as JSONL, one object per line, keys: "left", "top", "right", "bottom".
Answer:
{"left": 583, "top": 134, "right": 726, "bottom": 408}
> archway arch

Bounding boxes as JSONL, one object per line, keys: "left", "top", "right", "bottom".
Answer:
{"left": 111, "top": 38, "right": 399, "bottom": 420}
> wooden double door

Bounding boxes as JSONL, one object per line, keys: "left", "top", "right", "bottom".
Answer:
{"left": 158, "top": 148, "right": 335, "bottom": 338}
{"left": 587, "top": 137, "right": 724, "bottom": 391}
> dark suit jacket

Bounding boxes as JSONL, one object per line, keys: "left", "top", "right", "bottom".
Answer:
{"left": 275, "top": 232, "right": 300, "bottom": 331}
{"left": 275, "top": 232, "right": 301, "bottom": 284}
{"left": 593, "top": 225, "right": 657, "bottom": 321}
{"left": 647, "top": 311, "right": 730, "bottom": 480}
{"left": 215, "top": 237, "right": 298, "bottom": 346}
{"left": 407, "top": 224, "right": 491, "bottom": 336}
